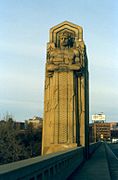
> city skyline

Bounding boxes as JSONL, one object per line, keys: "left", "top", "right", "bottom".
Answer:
{"left": 0, "top": 0, "right": 118, "bottom": 122}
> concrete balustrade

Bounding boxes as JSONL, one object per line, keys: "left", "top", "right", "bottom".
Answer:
{"left": 105, "top": 143, "right": 118, "bottom": 180}
{"left": 89, "top": 141, "right": 101, "bottom": 156}
{"left": 0, "top": 142, "right": 100, "bottom": 180}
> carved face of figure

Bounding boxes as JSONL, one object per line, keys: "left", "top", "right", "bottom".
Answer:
{"left": 60, "top": 34, "right": 69, "bottom": 48}
{"left": 58, "top": 32, "right": 74, "bottom": 49}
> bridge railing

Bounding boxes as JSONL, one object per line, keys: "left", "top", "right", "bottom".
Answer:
{"left": 89, "top": 141, "right": 101, "bottom": 156}
{"left": 0, "top": 142, "right": 100, "bottom": 180}
{"left": 105, "top": 142, "right": 118, "bottom": 180}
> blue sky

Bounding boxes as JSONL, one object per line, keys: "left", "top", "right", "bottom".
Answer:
{"left": 0, "top": 0, "right": 118, "bottom": 122}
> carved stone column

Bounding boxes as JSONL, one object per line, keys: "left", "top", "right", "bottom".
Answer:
{"left": 42, "top": 21, "right": 89, "bottom": 155}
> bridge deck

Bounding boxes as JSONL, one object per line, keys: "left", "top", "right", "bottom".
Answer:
{"left": 68, "top": 143, "right": 111, "bottom": 180}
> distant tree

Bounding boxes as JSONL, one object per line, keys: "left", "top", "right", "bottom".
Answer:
{"left": 0, "top": 117, "right": 28, "bottom": 164}
{"left": 22, "top": 122, "right": 42, "bottom": 157}
{"left": 0, "top": 114, "right": 42, "bottom": 165}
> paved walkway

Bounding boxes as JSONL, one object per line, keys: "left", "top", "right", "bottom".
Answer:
{"left": 68, "top": 143, "right": 111, "bottom": 180}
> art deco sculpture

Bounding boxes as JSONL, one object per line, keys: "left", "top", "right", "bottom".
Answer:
{"left": 42, "top": 21, "right": 89, "bottom": 155}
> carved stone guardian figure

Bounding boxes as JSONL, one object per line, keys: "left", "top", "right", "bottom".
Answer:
{"left": 42, "top": 21, "right": 89, "bottom": 155}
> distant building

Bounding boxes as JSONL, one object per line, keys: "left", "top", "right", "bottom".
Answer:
{"left": 91, "top": 113, "right": 110, "bottom": 142}
{"left": 110, "top": 122, "right": 118, "bottom": 130}
{"left": 14, "top": 122, "right": 25, "bottom": 130}
{"left": 110, "top": 122, "right": 118, "bottom": 142}
{"left": 93, "top": 122, "right": 111, "bottom": 142}
{"left": 27, "top": 116, "right": 43, "bottom": 129}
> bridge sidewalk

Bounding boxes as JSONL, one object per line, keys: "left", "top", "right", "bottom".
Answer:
{"left": 68, "top": 143, "right": 111, "bottom": 180}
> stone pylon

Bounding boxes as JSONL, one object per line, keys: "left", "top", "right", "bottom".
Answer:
{"left": 42, "top": 21, "right": 89, "bottom": 155}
